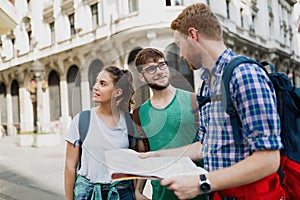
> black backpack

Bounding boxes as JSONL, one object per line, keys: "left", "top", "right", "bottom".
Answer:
{"left": 198, "top": 55, "right": 300, "bottom": 199}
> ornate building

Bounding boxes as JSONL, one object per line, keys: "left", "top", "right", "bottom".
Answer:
{"left": 0, "top": 0, "right": 299, "bottom": 136}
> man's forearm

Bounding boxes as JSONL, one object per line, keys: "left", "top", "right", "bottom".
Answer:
{"left": 160, "top": 149, "right": 280, "bottom": 199}
{"left": 208, "top": 149, "right": 280, "bottom": 192}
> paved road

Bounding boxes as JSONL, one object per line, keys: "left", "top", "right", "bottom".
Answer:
{"left": 0, "top": 135, "right": 65, "bottom": 200}
{"left": 0, "top": 135, "right": 152, "bottom": 200}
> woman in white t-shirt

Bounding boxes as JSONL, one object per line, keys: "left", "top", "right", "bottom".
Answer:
{"left": 64, "top": 65, "right": 135, "bottom": 200}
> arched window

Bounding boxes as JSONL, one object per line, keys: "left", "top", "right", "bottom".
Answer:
{"left": 88, "top": 60, "right": 103, "bottom": 107}
{"left": 67, "top": 65, "right": 81, "bottom": 116}
{"left": 0, "top": 83, "right": 7, "bottom": 125}
{"left": 11, "top": 80, "right": 20, "bottom": 125}
{"left": 49, "top": 70, "right": 61, "bottom": 120}
{"left": 165, "top": 43, "right": 194, "bottom": 92}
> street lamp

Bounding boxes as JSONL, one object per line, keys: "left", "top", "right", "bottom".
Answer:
{"left": 30, "top": 59, "right": 45, "bottom": 81}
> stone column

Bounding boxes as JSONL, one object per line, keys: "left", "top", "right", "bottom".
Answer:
{"left": 36, "top": 80, "right": 43, "bottom": 133}
{"left": 19, "top": 87, "right": 34, "bottom": 132}
{"left": 6, "top": 93, "right": 15, "bottom": 136}
{"left": 59, "top": 79, "right": 71, "bottom": 134}
{"left": 41, "top": 87, "right": 51, "bottom": 133}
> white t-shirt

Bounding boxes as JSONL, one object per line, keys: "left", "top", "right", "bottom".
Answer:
{"left": 66, "top": 107, "right": 129, "bottom": 183}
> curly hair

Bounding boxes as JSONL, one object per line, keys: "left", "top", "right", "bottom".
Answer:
{"left": 170, "top": 3, "right": 222, "bottom": 41}
{"left": 103, "top": 66, "right": 135, "bottom": 112}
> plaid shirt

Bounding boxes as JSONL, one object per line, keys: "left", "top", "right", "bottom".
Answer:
{"left": 198, "top": 48, "right": 282, "bottom": 171}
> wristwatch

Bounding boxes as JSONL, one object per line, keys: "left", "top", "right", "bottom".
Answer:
{"left": 199, "top": 174, "right": 211, "bottom": 193}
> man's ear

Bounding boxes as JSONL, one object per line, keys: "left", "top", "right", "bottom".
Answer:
{"left": 138, "top": 72, "right": 146, "bottom": 83}
{"left": 188, "top": 27, "right": 199, "bottom": 42}
{"left": 114, "top": 88, "right": 123, "bottom": 98}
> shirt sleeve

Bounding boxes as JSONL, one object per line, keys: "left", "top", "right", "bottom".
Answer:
{"left": 65, "top": 114, "right": 80, "bottom": 146}
{"left": 230, "top": 63, "right": 282, "bottom": 151}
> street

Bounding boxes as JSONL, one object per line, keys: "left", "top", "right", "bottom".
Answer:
{"left": 0, "top": 135, "right": 152, "bottom": 200}
{"left": 0, "top": 135, "right": 65, "bottom": 200}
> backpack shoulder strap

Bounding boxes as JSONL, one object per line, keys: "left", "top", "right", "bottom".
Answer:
{"left": 78, "top": 110, "right": 91, "bottom": 146}
{"left": 76, "top": 109, "right": 91, "bottom": 171}
{"left": 223, "top": 56, "right": 263, "bottom": 145}
{"left": 124, "top": 112, "right": 136, "bottom": 148}
{"left": 124, "top": 112, "right": 134, "bottom": 135}
{"left": 190, "top": 93, "right": 199, "bottom": 131}
{"left": 132, "top": 107, "right": 149, "bottom": 152}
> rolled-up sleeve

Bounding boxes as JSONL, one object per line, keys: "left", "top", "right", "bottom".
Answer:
{"left": 231, "top": 64, "right": 283, "bottom": 152}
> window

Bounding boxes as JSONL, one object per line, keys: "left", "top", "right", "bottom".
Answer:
{"left": 166, "top": 0, "right": 171, "bottom": 6}
{"left": 226, "top": 0, "right": 230, "bottom": 19}
{"left": 91, "top": 3, "right": 99, "bottom": 28}
{"left": 250, "top": 14, "right": 256, "bottom": 33}
{"left": 240, "top": 8, "right": 244, "bottom": 28}
{"left": 69, "top": 14, "right": 75, "bottom": 36}
{"left": 165, "top": 0, "right": 182, "bottom": 6}
{"left": 27, "top": 30, "right": 32, "bottom": 49}
{"left": 49, "top": 22, "right": 55, "bottom": 44}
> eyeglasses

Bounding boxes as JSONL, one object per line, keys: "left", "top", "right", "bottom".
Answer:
{"left": 142, "top": 61, "right": 168, "bottom": 74}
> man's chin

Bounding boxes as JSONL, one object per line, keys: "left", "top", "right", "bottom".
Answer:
{"left": 189, "top": 62, "right": 198, "bottom": 70}
{"left": 184, "top": 59, "right": 197, "bottom": 70}
{"left": 148, "top": 83, "right": 169, "bottom": 90}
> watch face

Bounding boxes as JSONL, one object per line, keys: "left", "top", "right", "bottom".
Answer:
{"left": 200, "top": 182, "right": 211, "bottom": 193}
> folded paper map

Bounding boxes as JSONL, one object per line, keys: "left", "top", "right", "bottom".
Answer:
{"left": 105, "top": 149, "right": 207, "bottom": 181}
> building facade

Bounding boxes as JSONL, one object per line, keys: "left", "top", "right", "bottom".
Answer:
{"left": 0, "top": 0, "right": 299, "bottom": 136}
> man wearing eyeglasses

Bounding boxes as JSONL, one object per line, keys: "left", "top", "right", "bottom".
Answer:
{"left": 132, "top": 48, "right": 203, "bottom": 200}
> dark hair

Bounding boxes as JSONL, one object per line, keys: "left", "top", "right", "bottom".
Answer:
{"left": 103, "top": 65, "right": 135, "bottom": 112}
{"left": 134, "top": 48, "right": 165, "bottom": 72}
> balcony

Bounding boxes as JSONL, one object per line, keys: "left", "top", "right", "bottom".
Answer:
{"left": 0, "top": 0, "right": 18, "bottom": 35}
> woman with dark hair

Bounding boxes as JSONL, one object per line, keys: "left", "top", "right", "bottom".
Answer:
{"left": 64, "top": 66, "right": 135, "bottom": 200}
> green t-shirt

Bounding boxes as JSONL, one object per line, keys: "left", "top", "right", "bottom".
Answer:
{"left": 136, "top": 89, "right": 203, "bottom": 200}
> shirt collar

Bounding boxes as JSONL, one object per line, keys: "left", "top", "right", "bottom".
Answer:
{"left": 211, "top": 48, "right": 235, "bottom": 77}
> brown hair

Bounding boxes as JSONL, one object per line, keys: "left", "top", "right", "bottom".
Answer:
{"left": 103, "top": 65, "right": 135, "bottom": 112}
{"left": 170, "top": 3, "right": 222, "bottom": 41}
{"left": 134, "top": 48, "right": 165, "bottom": 72}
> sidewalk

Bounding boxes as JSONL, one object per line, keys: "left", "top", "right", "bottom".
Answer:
{"left": 0, "top": 135, "right": 152, "bottom": 200}
{"left": 0, "top": 135, "right": 65, "bottom": 200}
